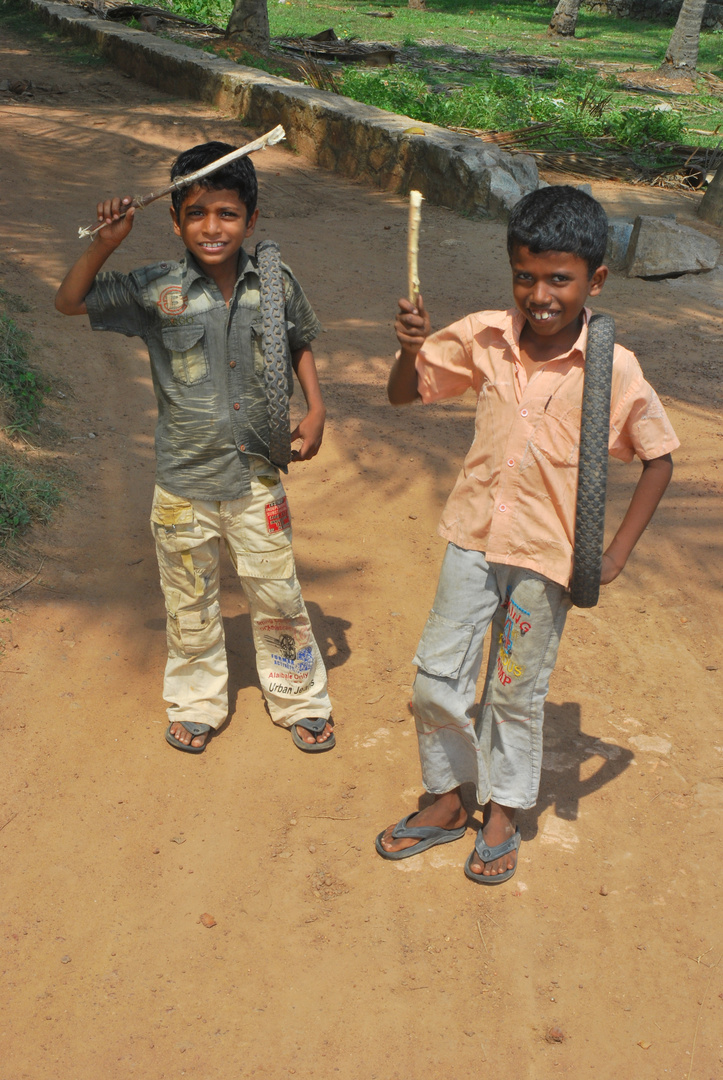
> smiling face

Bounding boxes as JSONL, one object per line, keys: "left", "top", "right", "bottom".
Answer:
{"left": 510, "top": 245, "right": 608, "bottom": 354}
{"left": 171, "top": 185, "right": 258, "bottom": 278}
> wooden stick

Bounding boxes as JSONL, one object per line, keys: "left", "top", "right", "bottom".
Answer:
{"left": 0, "top": 557, "right": 46, "bottom": 601}
{"left": 407, "top": 189, "right": 423, "bottom": 304}
{"left": 77, "top": 125, "right": 286, "bottom": 239}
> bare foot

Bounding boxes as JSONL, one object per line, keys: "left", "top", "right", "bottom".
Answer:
{"left": 294, "top": 719, "right": 335, "bottom": 746}
{"left": 468, "top": 803, "right": 518, "bottom": 878}
{"left": 378, "top": 789, "right": 467, "bottom": 855}
{"left": 168, "top": 721, "right": 210, "bottom": 750}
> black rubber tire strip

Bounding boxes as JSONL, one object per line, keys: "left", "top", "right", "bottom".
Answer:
{"left": 570, "top": 312, "right": 615, "bottom": 609}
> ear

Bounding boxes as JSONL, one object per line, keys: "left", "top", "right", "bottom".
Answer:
{"left": 170, "top": 205, "right": 182, "bottom": 238}
{"left": 245, "top": 208, "right": 259, "bottom": 239}
{"left": 588, "top": 265, "right": 608, "bottom": 296}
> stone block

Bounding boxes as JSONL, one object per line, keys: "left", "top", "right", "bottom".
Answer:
{"left": 605, "top": 220, "right": 634, "bottom": 270}
{"left": 626, "top": 215, "right": 720, "bottom": 278}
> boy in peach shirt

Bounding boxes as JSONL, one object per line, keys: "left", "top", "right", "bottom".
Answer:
{"left": 376, "top": 186, "right": 678, "bottom": 883}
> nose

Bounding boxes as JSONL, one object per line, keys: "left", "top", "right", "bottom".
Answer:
{"left": 530, "top": 279, "right": 551, "bottom": 305}
{"left": 202, "top": 213, "right": 221, "bottom": 236}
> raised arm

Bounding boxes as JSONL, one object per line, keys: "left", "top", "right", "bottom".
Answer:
{"left": 388, "top": 294, "right": 432, "bottom": 405}
{"left": 55, "top": 197, "right": 135, "bottom": 316}
{"left": 600, "top": 453, "right": 673, "bottom": 585}
{"left": 290, "top": 346, "right": 326, "bottom": 461}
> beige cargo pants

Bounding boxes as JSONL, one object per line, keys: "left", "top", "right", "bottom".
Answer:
{"left": 150, "top": 462, "right": 331, "bottom": 730}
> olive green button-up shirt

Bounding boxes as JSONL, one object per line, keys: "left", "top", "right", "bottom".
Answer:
{"left": 86, "top": 247, "right": 321, "bottom": 501}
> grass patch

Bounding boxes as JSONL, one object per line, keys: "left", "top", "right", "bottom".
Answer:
{"left": 0, "top": 457, "right": 61, "bottom": 546}
{"left": 158, "top": 0, "right": 723, "bottom": 163}
{"left": 0, "top": 295, "right": 64, "bottom": 549}
{"left": 0, "top": 315, "right": 48, "bottom": 437}
{"left": 0, "top": 0, "right": 108, "bottom": 66}
{"left": 161, "top": 0, "right": 723, "bottom": 74}
{"left": 336, "top": 62, "right": 693, "bottom": 164}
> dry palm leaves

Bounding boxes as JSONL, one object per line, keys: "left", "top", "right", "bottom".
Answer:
{"left": 452, "top": 120, "right": 723, "bottom": 187}
{"left": 77, "top": 0, "right": 224, "bottom": 33}
{"left": 275, "top": 30, "right": 399, "bottom": 67}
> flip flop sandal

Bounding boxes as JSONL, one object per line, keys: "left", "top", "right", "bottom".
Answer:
{"left": 165, "top": 721, "right": 211, "bottom": 754}
{"left": 375, "top": 813, "right": 467, "bottom": 861}
{"left": 464, "top": 827, "right": 521, "bottom": 885}
{"left": 291, "top": 717, "right": 335, "bottom": 753}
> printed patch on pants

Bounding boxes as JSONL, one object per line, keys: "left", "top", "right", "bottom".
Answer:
{"left": 496, "top": 592, "right": 531, "bottom": 686}
{"left": 265, "top": 497, "right": 291, "bottom": 533}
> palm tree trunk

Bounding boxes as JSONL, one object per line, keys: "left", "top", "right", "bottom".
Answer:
{"left": 548, "top": 0, "right": 582, "bottom": 37}
{"left": 226, "top": 0, "right": 270, "bottom": 49}
{"left": 659, "top": 0, "right": 707, "bottom": 75}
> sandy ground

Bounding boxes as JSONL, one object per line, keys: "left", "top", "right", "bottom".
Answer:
{"left": 1, "top": 22, "right": 722, "bottom": 1080}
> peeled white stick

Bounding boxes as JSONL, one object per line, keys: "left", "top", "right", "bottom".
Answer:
{"left": 77, "top": 124, "right": 286, "bottom": 239}
{"left": 407, "top": 189, "right": 423, "bottom": 304}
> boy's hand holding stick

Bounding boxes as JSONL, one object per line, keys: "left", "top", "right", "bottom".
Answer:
{"left": 396, "top": 190, "right": 430, "bottom": 350}
{"left": 407, "top": 189, "right": 423, "bottom": 305}
{"left": 389, "top": 191, "right": 430, "bottom": 404}
{"left": 77, "top": 124, "right": 286, "bottom": 239}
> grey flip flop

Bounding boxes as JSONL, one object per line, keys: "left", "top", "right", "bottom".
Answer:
{"left": 375, "top": 813, "right": 467, "bottom": 861}
{"left": 291, "top": 717, "right": 335, "bottom": 753}
{"left": 464, "top": 827, "right": 521, "bottom": 885}
{"left": 165, "top": 721, "right": 211, "bottom": 754}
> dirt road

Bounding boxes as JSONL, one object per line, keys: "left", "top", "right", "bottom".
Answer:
{"left": 1, "top": 21, "right": 722, "bottom": 1080}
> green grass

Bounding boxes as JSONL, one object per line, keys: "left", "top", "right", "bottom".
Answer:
{"left": 161, "top": 0, "right": 723, "bottom": 73}
{"left": 0, "top": 0, "right": 108, "bottom": 65}
{"left": 158, "top": 0, "right": 723, "bottom": 153}
{"left": 0, "top": 292, "right": 63, "bottom": 547}
{"left": 0, "top": 315, "right": 48, "bottom": 437}
{"left": 0, "top": 458, "right": 61, "bottom": 546}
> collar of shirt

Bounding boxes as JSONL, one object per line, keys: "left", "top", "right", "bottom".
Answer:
{"left": 179, "top": 248, "right": 255, "bottom": 295}
{"left": 482, "top": 306, "right": 592, "bottom": 366}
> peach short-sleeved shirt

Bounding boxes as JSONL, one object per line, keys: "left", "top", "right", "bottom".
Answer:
{"left": 415, "top": 308, "right": 679, "bottom": 589}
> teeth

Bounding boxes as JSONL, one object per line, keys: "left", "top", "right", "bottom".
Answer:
{"left": 532, "top": 311, "right": 553, "bottom": 321}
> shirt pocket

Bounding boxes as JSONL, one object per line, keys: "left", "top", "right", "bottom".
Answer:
{"left": 527, "top": 399, "right": 581, "bottom": 469}
{"left": 161, "top": 324, "right": 209, "bottom": 387}
{"left": 413, "top": 611, "right": 475, "bottom": 679}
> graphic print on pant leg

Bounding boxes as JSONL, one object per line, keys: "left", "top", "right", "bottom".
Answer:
{"left": 496, "top": 590, "right": 531, "bottom": 688}
{"left": 258, "top": 616, "right": 316, "bottom": 697}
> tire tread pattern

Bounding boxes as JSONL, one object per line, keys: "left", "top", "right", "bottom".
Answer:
{"left": 256, "top": 239, "right": 292, "bottom": 468}
{"left": 570, "top": 313, "right": 615, "bottom": 608}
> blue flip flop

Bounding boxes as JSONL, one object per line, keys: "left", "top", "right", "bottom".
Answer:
{"left": 375, "top": 813, "right": 467, "bottom": 861}
{"left": 291, "top": 717, "right": 335, "bottom": 753}
{"left": 165, "top": 721, "right": 211, "bottom": 754}
{"left": 464, "top": 827, "right": 521, "bottom": 885}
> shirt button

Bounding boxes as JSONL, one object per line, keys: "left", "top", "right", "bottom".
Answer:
{"left": 507, "top": 458, "right": 515, "bottom": 467}
{"left": 520, "top": 408, "right": 529, "bottom": 418}
{"left": 229, "top": 360, "right": 236, "bottom": 368}
{"left": 233, "top": 403, "right": 240, "bottom": 411}
{"left": 499, "top": 503, "right": 508, "bottom": 513}
{"left": 238, "top": 443, "right": 245, "bottom": 452}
